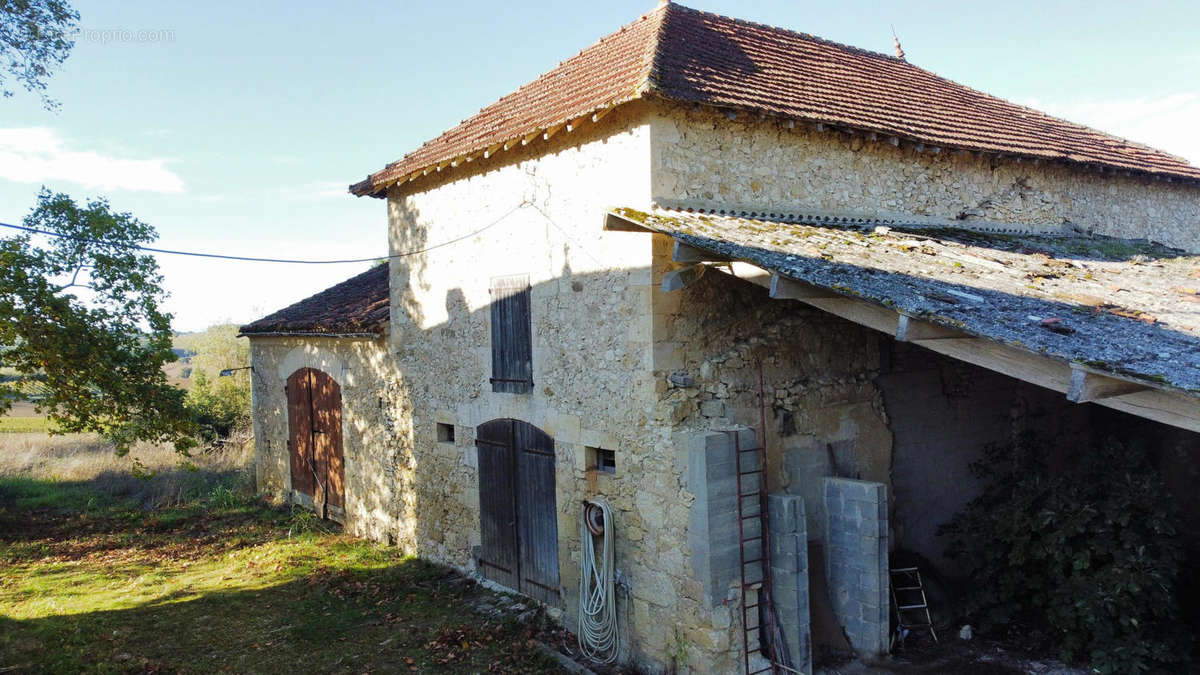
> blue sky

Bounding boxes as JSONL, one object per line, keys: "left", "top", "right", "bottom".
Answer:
{"left": 2, "top": 0, "right": 1198, "bottom": 332}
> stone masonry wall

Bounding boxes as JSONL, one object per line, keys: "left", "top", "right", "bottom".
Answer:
{"left": 248, "top": 335, "right": 399, "bottom": 542}
{"left": 650, "top": 243, "right": 893, "bottom": 670}
{"left": 649, "top": 103, "right": 1200, "bottom": 252}
{"left": 383, "top": 102, "right": 720, "bottom": 669}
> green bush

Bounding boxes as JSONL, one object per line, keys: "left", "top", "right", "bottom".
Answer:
{"left": 185, "top": 369, "right": 250, "bottom": 442}
{"left": 940, "top": 438, "right": 1189, "bottom": 673}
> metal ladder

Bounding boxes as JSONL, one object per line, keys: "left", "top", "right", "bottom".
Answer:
{"left": 889, "top": 566, "right": 938, "bottom": 649}
{"left": 733, "top": 431, "right": 795, "bottom": 674}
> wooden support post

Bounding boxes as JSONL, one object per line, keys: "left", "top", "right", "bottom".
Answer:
{"left": 672, "top": 240, "right": 729, "bottom": 263}
{"left": 661, "top": 264, "right": 707, "bottom": 292}
{"left": 896, "top": 314, "right": 965, "bottom": 341}
{"left": 768, "top": 274, "right": 838, "bottom": 300}
{"left": 1067, "top": 367, "right": 1150, "bottom": 403}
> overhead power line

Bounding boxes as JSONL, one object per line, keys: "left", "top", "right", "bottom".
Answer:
{"left": 0, "top": 200, "right": 529, "bottom": 264}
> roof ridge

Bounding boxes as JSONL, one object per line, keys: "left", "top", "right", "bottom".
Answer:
{"left": 666, "top": 3, "right": 904, "bottom": 65}
{"left": 665, "top": 3, "right": 1195, "bottom": 171}
{"left": 351, "top": 3, "right": 1200, "bottom": 197}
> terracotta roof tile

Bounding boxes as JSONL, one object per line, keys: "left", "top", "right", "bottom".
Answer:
{"left": 239, "top": 264, "right": 389, "bottom": 336}
{"left": 351, "top": 3, "right": 1200, "bottom": 197}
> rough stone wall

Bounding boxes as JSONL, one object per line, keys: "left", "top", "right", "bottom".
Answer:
{"left": 248, "top": 335, "right": 399, "bottom": 542}
{"left": 652, "top": 248, "right": 893, "bottom": 538}
{"left": 383, "top": 102, "right": 719, "bottom": 670}
{"left": 649, "top": 246, "right": 892, "bottom": 670}
{"left": 649, "top": 104, "right": 1200, "bottom": 252}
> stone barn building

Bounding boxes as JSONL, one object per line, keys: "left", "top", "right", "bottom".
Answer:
{"left": 241, "top": 2, "right": 1200, "bottom": 672}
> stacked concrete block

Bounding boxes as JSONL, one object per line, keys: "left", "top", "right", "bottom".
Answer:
{"left": 687, "top": 427, "right": 759, "bottom": 607}
{"left": 768, "top": 493, "right": 812, "bottom": 675}
{"left": 822, "top": 477, "right": 888, "bottom": 656}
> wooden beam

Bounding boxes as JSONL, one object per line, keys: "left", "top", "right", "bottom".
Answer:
{"left": 661, "top": 264, "right": 707, "bottom": 292}
{"left": 520, "top": 130, "right": 541, "bottom": 146}
{"left": 483, "top": 143, "right": 502, "bottom": 158}
{"left": 803, "top": 297, "right": 899, "bottom": 335}
{"left": 567, "top": 116, "right": 588, "bottom": 132}
{"left": 1098, "top": 389, "right": 1200, "bottom": 434}
{"left": 503, "top": 138, "right": 521, "bottom": 151}
{"left": 913, "top": 337, "right": 1071, "bottom": 394}
{"left": 603, "top": 212, "right": 653, "bottom": 233}
{"left": 592, "top": 107, "right": 612, "bottom": 124}
{"left": 896, "top": 314, "right": 966, "bottom": 341}
{"left": 672, "top": 240, "right": 729, "bottom": 263}
{"left": 769, "top": 274, "right": 839, "bottom": 300}
{"left": 543, "top": 124, "right": 563, "bottom": 141}
{"left": 1067, "top": 367, "right": 1150, "bottom": 403}
{"left": 720, "top": 262, "right": 772, "bottom": 289}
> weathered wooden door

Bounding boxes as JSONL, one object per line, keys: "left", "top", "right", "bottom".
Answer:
{"left": 476, "top": 419, "right": 560, "bottom": 605}
{"left": 286, "top": 368, "right": 345, "bottom": 516}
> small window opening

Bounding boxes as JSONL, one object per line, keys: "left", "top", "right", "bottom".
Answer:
{"left": 437, "top": 423, "right": 456, "bottom": 444}
{"left": 587, "top": 447, "right": 617, "bottom": 474}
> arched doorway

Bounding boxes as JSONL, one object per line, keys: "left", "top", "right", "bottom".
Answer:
{"left": 476, "top": 418, "right": 560, "bottom": 605}
{"left": 286, "top": 367, "right": 345, "bottom": 519}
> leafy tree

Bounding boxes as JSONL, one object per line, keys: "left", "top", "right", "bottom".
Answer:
{"left": 0, "top": 0, "right": 80, "bottom": 109}
{"left": 0, "top": 189, "right": 196, "bottom": 452}
{"left": 176, "top": 324, "right": 250, "bottom": 442}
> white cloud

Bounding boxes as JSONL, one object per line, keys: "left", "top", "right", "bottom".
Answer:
{"left": 0, "top": 127, "right": 185, "bottom": 193}
{"left": 1024, "top": 93, "right": 1200, "bottom": 167}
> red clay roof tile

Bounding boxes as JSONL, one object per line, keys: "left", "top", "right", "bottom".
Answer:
{"left": 350, "top": 2, "right": 1200, "bottom": 196}
{"left": 240, "top": 263, "right": 389, "bottom": 336}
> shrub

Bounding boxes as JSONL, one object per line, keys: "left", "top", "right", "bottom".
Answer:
{"left": 185, "top": 369, "right": 250, "bottom": 443}
{"left": 940, "top": 437, "right": 1189, "bottom": 673}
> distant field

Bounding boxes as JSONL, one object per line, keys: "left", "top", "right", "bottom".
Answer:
{"left": 0, "top": 402, "right": 53, "bottom": 434}
{"left": 0, "top": 416, "right": 54, "bottom": 433}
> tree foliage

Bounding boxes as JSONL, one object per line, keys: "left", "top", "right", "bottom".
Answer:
{"left": 177, "top": 324, "right": 250, "bottom": 442}
{"left": 0, "top": 189, "right": 196, "bottom": 451}
{"left": 0, "top": 0, "right": 79, "bottom": 109}
{"left": 941, "top": 437, "right": 1189, "bottom": 674}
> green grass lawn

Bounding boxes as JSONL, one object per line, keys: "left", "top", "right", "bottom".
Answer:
{"left": 0, "top": 478, "right": 563, "bottom": 673}
{"left": 0, "top": 416, "right": 54, "bottom": 433}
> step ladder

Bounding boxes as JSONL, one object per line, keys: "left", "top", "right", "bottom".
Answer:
{"left": 889, "top": 566, "right": 938, "bottom": 649}
{"left": 733, "top": 431, "right": 798, "bottom": 674}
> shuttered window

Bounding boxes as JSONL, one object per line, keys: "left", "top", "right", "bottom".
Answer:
{"left": 490, "top": 274, "right": 533, "bottom": 394}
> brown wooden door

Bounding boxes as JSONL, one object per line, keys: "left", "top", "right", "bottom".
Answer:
{"left": 286, "top": 368, "right": 345, "bottom": 514}
{"left": 476, "top": 419, "right": 559, "bottom": 605}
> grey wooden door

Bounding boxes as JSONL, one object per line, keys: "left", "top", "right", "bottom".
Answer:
{"left": 476, "top": 419, "right": 560, "bottom": 605}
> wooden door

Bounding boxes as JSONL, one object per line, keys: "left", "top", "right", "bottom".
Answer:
{"left": 476, "top": 419, "right": 560, "bottom": 605}
{"left": 286, "top": 368, "right": 345, "bottom": 515}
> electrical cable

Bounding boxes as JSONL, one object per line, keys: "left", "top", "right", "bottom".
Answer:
{"left": 578, "top": 498, "right": 618, "bottom": 663}
{"left": 0, "top": 200, "right": 529, "bottom": 264}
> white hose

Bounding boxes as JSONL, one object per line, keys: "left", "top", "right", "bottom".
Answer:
{"left": 578, "top": 498, "right": 618, "bottom": 663}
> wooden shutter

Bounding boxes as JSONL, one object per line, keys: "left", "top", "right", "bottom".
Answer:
{"left": 286, "top": 369, "right": 315, "bottom": 497}
{"left": 309, "top": 370, "right": 345, "bottom": 509}
{"left": 476, "top": 419, "right": 521, "bottom": 591}
{"left": 490, "top": 275, "right": 533, "bottom": 394}
{"left": 514, "top": 422, "right": 560, "bottom": 605}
